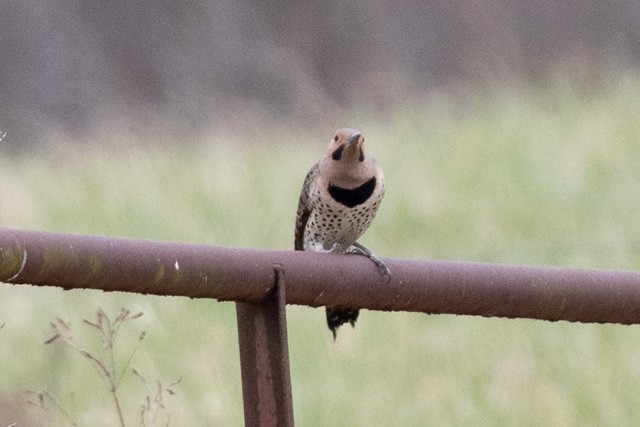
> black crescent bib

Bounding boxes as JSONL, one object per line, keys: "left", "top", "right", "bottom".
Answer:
{"left": 328, "top": 176, "right": 377, "bottom": 208}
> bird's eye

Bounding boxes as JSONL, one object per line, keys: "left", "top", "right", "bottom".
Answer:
{"left": 334, "top": 135, "right": 339, "bottom": 141}
{"left": 362, "top": 138, "right": 365, "bottom": 143}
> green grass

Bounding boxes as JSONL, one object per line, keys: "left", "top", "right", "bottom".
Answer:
{"left": 4, "top": 77, "right": 640, "bottom": 425}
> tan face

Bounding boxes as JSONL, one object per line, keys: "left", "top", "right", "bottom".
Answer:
{"left": 327, "top": 128, "right": 365, "bottom": 161}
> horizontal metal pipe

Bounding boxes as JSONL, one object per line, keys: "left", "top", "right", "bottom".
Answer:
{"left": 2, "top": 227, "right": 640, "bottom": 324}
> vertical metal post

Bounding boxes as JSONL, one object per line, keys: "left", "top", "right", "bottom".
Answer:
{"left": 236, "top": 265, "right": 294, "bottom": 426}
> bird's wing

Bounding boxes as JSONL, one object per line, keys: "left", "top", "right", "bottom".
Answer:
{"left": 294, "top": 163, "right": 318, "bottom": 251}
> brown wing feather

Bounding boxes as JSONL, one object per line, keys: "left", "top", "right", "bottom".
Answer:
{"left": 294, "top": 163, "right": 319, "bottom": 251}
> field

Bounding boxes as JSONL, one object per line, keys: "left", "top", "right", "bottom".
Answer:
{"left": 3, "top": 78, "right": 640, "bottom": 425}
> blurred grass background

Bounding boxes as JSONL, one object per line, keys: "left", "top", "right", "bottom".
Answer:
{"left": 4, "top": 79, "right": 640, "bottom": 425}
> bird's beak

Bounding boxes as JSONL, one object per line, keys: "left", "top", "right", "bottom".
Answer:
{"left": 342, "top": 131, "right": 363, "bottom": 159}
{"left": 343, "top": 132, "right": 362, "bottom": 159}
{"left": 346, "top": 132, "right": 362, "bottom": 146}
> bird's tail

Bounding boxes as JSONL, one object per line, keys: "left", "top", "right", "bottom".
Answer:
{"left": 326, "top": 307, "right": 359, "bottom": 339}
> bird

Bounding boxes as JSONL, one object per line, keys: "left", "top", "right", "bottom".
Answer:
{"left": 294, "top": 128, "right": 390, "bottom": 339}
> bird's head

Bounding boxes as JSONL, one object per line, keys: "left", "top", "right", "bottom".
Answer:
{"left": 327, "top": 128, "right": 365, "bottom": 163}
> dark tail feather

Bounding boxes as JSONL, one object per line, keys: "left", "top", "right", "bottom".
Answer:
{"left": 326, "top": 307, "right": 360, "bottom": 339}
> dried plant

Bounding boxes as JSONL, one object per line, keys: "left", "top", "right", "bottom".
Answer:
{"left": 132, "top": 369, "right": 182, "bottom": 426}
{"left": 30, "top": 307, "right": 174, "bottom": 426}
{"left": 26, "top": 389, "right": 77, "bottom": 426}
{"left": 44, "top": 308, "right": 144, "bottom": 426}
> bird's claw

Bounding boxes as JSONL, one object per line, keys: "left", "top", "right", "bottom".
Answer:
{"left": 369, "top": 256, "right": 391, "bottom": 283}
{"left": 348, "top": 243, "right": 391, "bottom": 283}
{"left": 329, "top": 242, "right": 348, "bottom": 254}
{"left": 378, "top": 262, "right": 392, "bottom": 284}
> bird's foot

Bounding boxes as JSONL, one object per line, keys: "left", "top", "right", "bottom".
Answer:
{"left": 329, "top": 242, "right": 349, "bottom": 254}
{"left": 349, "top": 242, "right": 391, "bottom": 283}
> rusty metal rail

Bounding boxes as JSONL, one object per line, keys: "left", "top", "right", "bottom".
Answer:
{"left": 2, "top": 227, "right": 640, "bottom": 323}
{"left": 3, "top": 227, "right": 640, "bottom": 425}
{"left": 236, "top": 266, "right": 294, "bottom": 426}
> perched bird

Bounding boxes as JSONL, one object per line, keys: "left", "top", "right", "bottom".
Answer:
{"left": 294, "top": 128, "right": 390, "bottom": 338}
